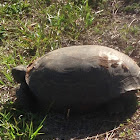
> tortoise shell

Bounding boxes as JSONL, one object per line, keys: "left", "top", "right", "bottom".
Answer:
{"left": 14, "top": 45, "right": 140, "bottom": 112}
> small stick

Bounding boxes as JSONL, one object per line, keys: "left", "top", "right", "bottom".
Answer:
{"left": 66, "top": 108, "right": 70, "bottom": 120}
{"left": 128, "top": 19, "right": 138, "bottom": 28}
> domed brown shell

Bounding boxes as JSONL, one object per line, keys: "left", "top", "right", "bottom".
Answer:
{"left": 25, "top": 45, "right": 140, "bottom": 112}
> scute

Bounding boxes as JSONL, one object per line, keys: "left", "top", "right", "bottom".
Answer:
{"left": 24, "top": 45, "right": 140, "bottom": 112}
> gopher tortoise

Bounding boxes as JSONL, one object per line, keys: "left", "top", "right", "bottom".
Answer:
{"left": 12, "top": 45, "right": 140, "bottom": 113}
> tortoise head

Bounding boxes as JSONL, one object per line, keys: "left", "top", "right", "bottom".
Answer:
{"left": 12, "top": 65, "right": 27, "bottom": 83}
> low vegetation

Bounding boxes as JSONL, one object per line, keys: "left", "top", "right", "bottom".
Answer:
{"left": 0, "top": 0, "right": 140, "bottom": 139}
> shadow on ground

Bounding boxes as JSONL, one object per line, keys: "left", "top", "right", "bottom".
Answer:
{"left": 35, "top": 91, "right": 138, "bottom": 140}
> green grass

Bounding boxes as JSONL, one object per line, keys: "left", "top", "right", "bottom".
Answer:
{"left": 0, "top": 0, "right": 140, "bottom": 139}
{"left": 123, "top": 3, "right": 140, "bottom": 13}
{"left": 0, "top": 102, "right": 46, "bottom": 140}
